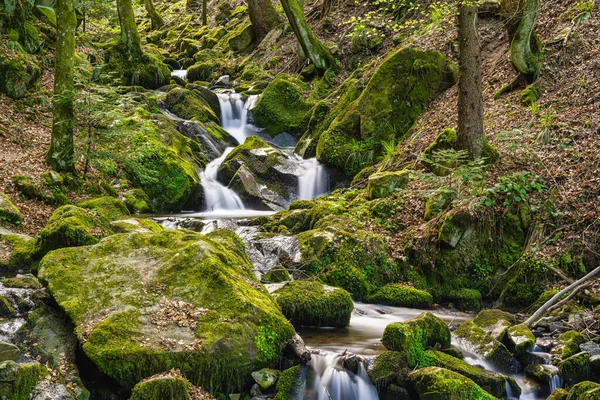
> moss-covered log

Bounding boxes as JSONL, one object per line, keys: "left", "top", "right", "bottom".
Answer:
{"left": 47, "top": 0, "right": 76, "bottom": 173}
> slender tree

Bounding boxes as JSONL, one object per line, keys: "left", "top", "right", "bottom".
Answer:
{"left": 456, "top": 1, "right": 489, "bottom": 161}
{"left": 117, "top": 0, "right": 143, "bottom": 58}
{"left": 280, "top": 0, "right": 335, "bottom": 72}
{"left": 47, "top": 0, "right": 77, "bottom": 172}
{"left": 144, "top": 0, "right": 164, "bottom": 30}
{"left": 248, "top": 0, "right": 282, "bottom": 41}
{"left": 202, "top": 0, "right": 207, "bottom": 25}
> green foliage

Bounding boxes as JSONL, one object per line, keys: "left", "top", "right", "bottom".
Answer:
{"left": 481, "top": 172, "right": 545, "bottom": 208}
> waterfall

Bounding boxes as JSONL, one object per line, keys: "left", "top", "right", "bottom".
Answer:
{"left": 216, "top": 92, "right": 258, "bottom": 144}
{"left": 303, "top": 353, "right": 378, "bottom": 400}
{"left": 298, "top": 158, "right": 329, "bottom": 201}
{"left": 171, "top": 70, "right": 187, "bottom": 80}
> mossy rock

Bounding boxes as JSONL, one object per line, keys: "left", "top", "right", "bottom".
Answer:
{"left": 272, "top": 281, "right": 353, "bottom": 328}
{"left": 3, "top": 274, "right": 40, "bottom": 289}
{"left": 366, "top": 171, "right": 409, "bottom": 200}
{"left": 473, "top": 309, "right": 516, "bottom": 341}
{"left": 274, "top": 366, "right": 303, "bottom": 400}
{"left": 446, "top": 289, "right": 482, "bottom": 311}
{"left": 130, "top": 375, "right": 191, "bottom": 400}
{"left": 316, "top": 47, "right": 457, "bottom": 176}
{"left": 422, "top": 128, "right": 458, "bottom": 176}
{"left": 0, "top": 194, "right": 21, "bottom": 226}
{"left": 0, "top": 361, "right": 47, "bottom": 400}
{"left": 524, "top": 364, "right": 558, "bottom": 385}
{"left": 35, "top": 205, "right": 105, "bottom": 258}
{"left": 408, "top": 367, "right": 496, "bottom": 400}
{"left": 261, "top": 265, "right": 290, "bottom": 284}
{"left": 382, "top": 312, "right": 450, "bottom": 367}
{"left": 0, "top": 53, "right": 41, "bottom": 99}
{"left": 0, "top": 296, "right": 16, "bottom": 318}
{"left": 453, "top": 320, "right": 519, "bottom": 374}
{"left": 367, "top": 351, "right": 410, "bottom": 395}
{"left": 567, "top": 381, "right": 600, "bottom": 400}
{"left": 37, "top": 229, "right": 295, "bottom": 393}
{"left": 104, "top": 49, "right": 170, "bottom": 89}
{"left": 269, "top": 200, "right": 346, "bottom": 234}
{"left": 225, "top": 21, "right": 255, "bottom": 54}
{"left": 420, "top": 349, "right": 519, "bottom": 398}
{"left": 0, "top": 233, "right": 35, "bottom": 271}
{"left": 552, "top": 330, "right": 587, "bottom": 364}
{"left": 503, "top": 324, "right": 535, "bottom": 356}
{"left": 367, "top": 284, "right": 433, "bottom": 308}
{"left": 78, "top": 196, "right": 131, "bottom": 226}
{"left": 124, "top": 189, "right": 153, "bottom": 214}
{"left": 252, "top": 74, "right": 313, "bottom": 138}
{"left": 186, "top": 61, "right": 220, "bottom": 83}
{"left": 423, "top": 188, "right": 455, "bottom": 221}
{"left": 162, "top": 87, "right": 219, "bottom": 123}
{"left": 110, "top": 218, "right": 164, "bottom": 234}
{"left": 251, "top": 368, "right": 280, "bottom": 391}
{"left": 559, "top": 352, "right": 590, "bottom": 385}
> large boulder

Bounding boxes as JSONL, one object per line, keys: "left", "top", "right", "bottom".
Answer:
{"left": 0, "top": 194, "right": 21, "bottom": 226}
{"left": 0, "top": 53, "right": 41, "bottom": 99}
{"left": 366, "top": 171, "right": 409, "bottom": 200}
{"left": 558, "top": 352, "right": 590, "bottom": 385}
{"left": 408, "top": 367, "right": 496, "bottom": 400}
{"left": 161, "top": 87, "right": 219, "bottom": 123}
{"left": 367, "top": 284, "right": 433, "bottom": 308}
{"left": 367, "top": 351, "right": 410, "bottom": 398}
{"left": 453, "top": 320, "right": 519, "bottom": 374}
{"left": 551, "top": 330, "right": 587, "bottom": 364}
{"left": 382, "top": 312, "right": 450, "bottom": 367}
{"left": 473, "top": 309, "right": 516, "bottom": 341}
{"left": 316, "top": 47, "right": 458, "bottom": 176}
{"left": 0, "top": 233, "right": 35, "bottom": 271}
{"left": 37, "top": 229, "right": 295, "bottom": 393}
{"left": 271, "top": 281, "right": 353, "bottom": 328}
{"left": 503, "top": 324, "right": 535, "bottom": 356}
{"left": 567, "top": 381, "right": 600, "bottom": 399}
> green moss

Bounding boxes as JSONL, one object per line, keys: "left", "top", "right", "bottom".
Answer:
{"left": 0, "top": 295, "right": 16, "bottom": 318}
{"left": 547, "top": 388, "right": 569, "bottom": 400}
{"left": 447, "top": 289, "right": 482, "bottom": 311}
{"left": 161, "top": 87, "right": 218, "bottom": 123}
{"left": 552, "top": 330, "right": 587, "bottom": 362}
{"left": 110, "top": 218, "right": 164, "bottom": 234}
{"left": 274, "top": 366, "right": 301, "bottom": 400}
{"left": 319, "top": 263, "right": 370, "bottom": 300}
{"left": 261, "top": 265, "right": 290, "bottom": 284}
{"left": 567, "top": 381, "right": 600, "bottom": 399}
{"left": 423, "top": 188, "right": 455, "bottom": 220}
{"left": 104, "top": 49, "right": 170, "bottom": 89}
{"left": 521, "top": 83, "right": 541, "bottom": 106}
{"left": 531, "top": 289, "right": 560, "bottom": 311}
{"left": 0, "top": 361, "right": 46, "bottom": 400}
{"left": 78, "top": 196, "right": 131, "bottom": 226}
{"left": 504, "top": 324, "right": 535, "bottom": 355}
{"left": 252, "top": 74, "right": 313, "bottom": 137}
{"left": 408, "top": 367, "right": 496, "bottom": 400}
{"left": 472, "top": 309, "right": 515, "bottom": 341}
{"left": 0, "top": 194, "right": 21, "bottom": 226}
{"left": 272, "top": 281, "right": 353, "bottom": 328}
{"left": 559, "top": 352, "right": 590, "bottom": 385}
{"left": 3, "top": 275, "right": 41, "bottom": 289}
{"left": 0, "top": 233, "right": 36, "bottom": 271}
{"left": 130, "top": 375, "right": 191, "bottom": 400}
{"left": 367, "top": 284, "right": 433, "bottom": 308}
{"left": 0, "top": 52, "right": 41, "bottom": 99}
{"left": 268, "top": 200, "right": 346, "bottom": 234}
{"left": 367, "top": 351, "right": 410, "bottom": 392}
{"left": 221, "top": 20, "right": 255, "bottom": 54}
{"left": 124, "top": 189, "right": 153, "bottom": 214}
{"left": 366, "top": 171, "right": 410, "bottom": 200}
{"left": 382, "top": 312, "right": 450, "bottom": 367}
{"left": 37, "top": 230, "right": 294, "bottom": 393}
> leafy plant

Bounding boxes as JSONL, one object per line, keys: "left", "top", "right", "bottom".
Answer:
{"left": 481, "top": 172, "right": 545, "bottom": 208}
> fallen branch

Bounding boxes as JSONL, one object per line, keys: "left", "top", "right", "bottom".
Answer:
{"left": 546, "top": 281, "right": 594, "bottom": 314}
{"left": 524, "top": 265, "right": 600, "bottom": 327}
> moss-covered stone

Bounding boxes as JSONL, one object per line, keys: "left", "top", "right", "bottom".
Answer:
{"left": 78, "top": 196, "right": 131, "bottom": 226}
{"left": 124, "top": 189, "right": 153, "bottom": 214}
{"left": 261, "top": 265, "right": 290, "bottom": 284}
{"left": 382, "top": 312, "right": 451, "bottom": 367}
{"left": 272, "top": 281, "right": 353, "bottom": 328}
{"left": 104, "top": 48, "right": 170, "bottom": 89}
{"left": 559, "top": 352, "right": 590, "bottom": 385}
{"left": 268, "top": 200, "right": 346, "bottom": 234}
{"left": 547, "top": 388, "right": 569, "bottom": 400}
{"left": 274, "top": 366, "right": 303, "bottom": 400}
{"left": 503, "top": 324, "right": 535, "bottom": 356}
{"left": 423, "top": 128, "right": 458, "bottom": 176}
{"left": 35, "top": 205, "right": 105, "bottom": 258}
{"left": 251, "top": 368, "right": 280, "bottom": 391}
{"left": 366, "top": 171, "right": 409, "bottom": 200}
{"left": 408, "top": 367, "right": 496, "bottom": 400}
{"left": 423, "top": 188, "right": 455, "bottom": 221}
{"left": 0, "top": 233, "right": 35, "bottom": 271}
{"left": 130, "top": 375, "right": 190, "bottom": 400}
{"left": 552, "top": 331, "right": 587, "bottom": 363}
{"left": 252, "top": 74, "right": 313, "bottom": 138}
{"left": 567, "top": 381, "right": 600, "bottom": 399}
{"left": 38, "top": 229, "right": 294, "bottom": 393}
{"left": 453, "top": 320, "right": 519, "bottom": 374}
{"left": 0, "top": 53, "right": 41, "bottom": 99}
{"left": 0, "top": 296, "right": 16, "bottom": 318}
{"left": 0, "top": 361, "right": 46, "bottom": 400}
{"left": 473, "top": 309, "right": 516, "bottom": 341}
{"left": 0, "top": 194, "right": 21, "bottom": 226}
{"left": 446, "top": 289, "right": 482, "bottom": 311}
{"left": 162, "top": 87, "right": 219, "bottom": 123}
{"left": 225, "top": 21, "right": 255, "bottom": 54}
{"left": 420, "top": 350, "right": 519, "bottom": 398}
{"left": 367, "top": 351, "right": 410, "bottom": 395}
{"left": 2, "top": 274, "right": 40, "bottom": 289}
{"left": 367, "top": 284, "right": 433, "bottom": 308}
{"left": 110, "top": 218, "right": 164, "bottom": 234}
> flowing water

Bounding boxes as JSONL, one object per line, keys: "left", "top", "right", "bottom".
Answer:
{"left": 171, "top": 69, "right": 187, "bottom": 80}
{"left": 298, "top": 157, "right": 329, "bottom": 201}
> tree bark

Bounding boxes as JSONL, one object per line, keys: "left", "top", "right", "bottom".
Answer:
{"left": 144, "top": 0, "right": 164, "bottom": 30}
{"left": 456, "top": 3, "right": 486, "bottom": 160}
{"left": 280, "top": 0, "right": 335, "bottom": 72}
{"left": 248, "top": 0, "right": 282, "bottom": 41}
{"left": 202, "top": 0, "right": 207, "bottom": 25}
{"left": 117, "top": 0, "right": 143, "bottom": 59}
{"left": 47, "top": 0, "right": 76, "bottom": 172}
{"left": 500, "top": 0, "right": 540, "bottom": 79}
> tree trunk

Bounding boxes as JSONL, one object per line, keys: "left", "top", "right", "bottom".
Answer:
{"left": 47, "top": 0, "right": 76, "bottom": 172}
{"left": 280, "top": 0, "right": 335, "bottom": 72}
{"left": 202, "top": 0, "right": 207, "bottom": 25}
{"left": 248, "top": 0, "right": 282, "bottom": 41}
{"left": 117, "top": 0, "right": 143, "bottom": 59}
{"left": 456, "top": 3, "right": 486, "bottom": 160}
{"left": 500, "top": 0, "right": 540, "bottom": 79}
{"left": 144, "top": 0, "right": 164, "bottom": 30}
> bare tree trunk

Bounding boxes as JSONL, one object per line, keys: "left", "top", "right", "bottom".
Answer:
{"left": 117, "top": 0, "right": 143, "bottom": 59}
{"left": 144, "top": 0, "right": 164, "bottom": 30}
{"left": 525, "top": 266, "right": 600, "bottom": 327}
{"left": 202, "top": 0, "right": 207, "bottom": 25}
{"left": 47, "top": 0, "right": 76, "bottom": 172}
{"left": 248, "top": 0, "right": 282, "bottom": 41}
{"left": 456, "top": 3, "right": 486, "bottom": 160}
{"left": 280, "top": 0, "right": 335, "bottom": 72}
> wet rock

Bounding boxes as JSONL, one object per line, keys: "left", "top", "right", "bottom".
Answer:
{"left": 408, "top": 367, "right": 496, "bottom": 400}
{"left": 580, "top": 341, "right": 600, "bottom": 357}
{"left": 281, "top": 333, "right": 311, "bottom": 366}
{"left": 342, "top": 353, "right": 361, "bottom": 374}
{"left": 558, "top": 352, "right": 590, "bottom": 385}
{"left": 590, "top": 355, "right": 600, "bottom": 381}
{"left": 273, "top": 365, "right": 305, "bottom": 400}
{"left": 0, "top": 342, "right": 19, "bottom": 362}
{"left": 0, "top": 233, "right": 35, "bottom": 271}
{"left": 473, "top": 309, "right": 516, "bottom": 341}
{"left": 0, "top": 361, "right": 46, "bottom": 398}
{"left": 367, "top": 351, "right": 410, "bottom": 396}
{"left": 366, "top": 171, "right": 409, "bottom": 200}
{"left": 251, "top": 368, "right": 280, "bottom": 391}
{"left": 382, "top": 312, "right": 451, "bottom": 367}
{"left": 212, "top": 75, "right": 230, "bottom": 88}
{"left": 551, "top": 330, "right": 587, "bottom": 364}
{"left": 547, "top": 388, "right": 569, "bottom": 400}
{"left": 504, "top": 324, "right": 536, "bottom": 356}
{"left": 525, "top": 364, "right": 559, "bottom": 384}
{"left": 161, "top": 87, "right": 219, "bottom": 123}
{"left": 453, "top": 320, "right": 520, "bottom": 374}
{"left": 566, "top": 381, "right": 600, "bottom": 399}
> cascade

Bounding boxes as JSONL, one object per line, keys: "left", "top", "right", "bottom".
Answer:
{"left": 171, "top": 69, "right": 187, "bottom": 80}
{"left": 298, "top": 158, "right": 329, "bottom": 201}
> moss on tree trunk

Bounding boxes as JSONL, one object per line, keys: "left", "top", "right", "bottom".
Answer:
{"left": 280, "top": 0, "right": 335, "bottom": 72}
{"left": 117, "top": 0, "right": 143, "bottom": 59}
{"left": 144, "top": 0, "right": 164, "bottom": 30}
{"left": 500, "top": 0, "right": 541, "bottom": 80}
{"left": 248, "top": 0, "right": 282, "bottom": 41}
{"left": 47, "top": 0, "right": 76, "bottom": 172}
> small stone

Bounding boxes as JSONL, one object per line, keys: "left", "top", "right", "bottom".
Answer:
{"left": 0, "top": 342, "right": 20, "bottom": 362}
{"left": 251, "top": 368, "right": 280, "bottom": 391}
{"left": 581, "top": 341, "right": 600, "bottom": 357}
{"left": 214, "top": 75, "right": 230, "bottom": 88}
